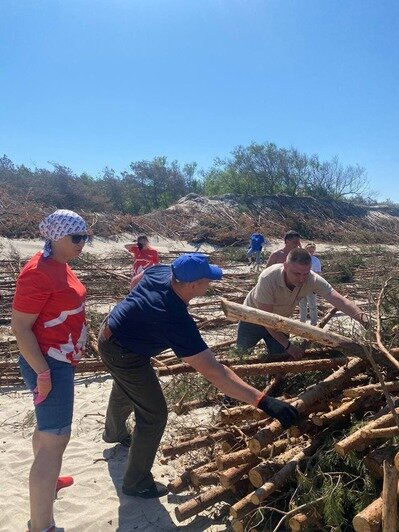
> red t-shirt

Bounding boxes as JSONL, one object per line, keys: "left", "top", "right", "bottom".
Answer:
{"left": 13, "top": 252, "right": 87, "bottom": 365}
{"left": 129, "top": 246, "right": 160, "bottom": 276}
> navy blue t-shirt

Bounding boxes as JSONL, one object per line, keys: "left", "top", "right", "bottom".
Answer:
{"left": 108, "top": 264, "right": 208, "bottom": 358}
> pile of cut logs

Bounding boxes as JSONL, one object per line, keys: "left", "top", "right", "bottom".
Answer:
{"left": 161, "top": 300, "right": 399, "bottom": 531}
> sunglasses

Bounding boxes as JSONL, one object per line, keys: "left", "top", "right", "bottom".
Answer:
{"left": 70, "top": 234, "right": 89, "bottom": 244}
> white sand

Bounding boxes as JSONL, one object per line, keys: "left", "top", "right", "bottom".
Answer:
{"left": 0, "top": 234, "right": 218, "bottom": 260}
{"left": 0, "top": 376, "right": 227, "bottom": 532}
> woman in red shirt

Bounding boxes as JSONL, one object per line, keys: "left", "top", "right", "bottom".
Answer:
{"left": 125, "top": 235, "right": 159, "bottom": 280}
{"left": 12, "top": 209, "right": 89, "bottom": 532}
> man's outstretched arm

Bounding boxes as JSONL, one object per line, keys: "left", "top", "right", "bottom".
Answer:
{"left": 324, "top": 289, "right": 369, "bottom": 327}
{"left": 183, "top": 349, "right": 299, "bottom": 428}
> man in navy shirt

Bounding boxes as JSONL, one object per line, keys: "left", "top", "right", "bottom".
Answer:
{"left": 98, "top": 254, "right": 298, "bottom": 499}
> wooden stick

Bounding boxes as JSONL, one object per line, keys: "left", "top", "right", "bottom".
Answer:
{"left": 249, "top": 445, "right": 304, "bottom": 488}
{"left": 189, "top": 462, "right": 219, "bottom": 488}
{"left": 382, "top": 461, "right": 398, "bottom": 532}
{"left": 335, "top": 408, "right": 399, "bottom": 456}
{"left": 219, "top": 404, "right": 266, "bottom": 424}
{"left": 250, "top": 440, "right": 321, "bottom": 505}
{"left": 289, "top": 512, "right": 316, "bottom": 531}
{"left": 249, "top": 357, "right": 364, "bottom": 454}
{"left": 353, "top": 496, "right": 383, "bottom": 532}
{"left": 175, "top": 479, "right": 246, "bottom": 522}
{"left": 312, "top": 397, "right": 366, "bottom": 427}
{"left": 221, "top": 299, "right": 366, "bottom": 356}
{"left": 361, "top": 426, "right": 399, "bottom": 439}
{"left": 229, "top": 491, "right": 259, "bottom": 520}
{"left": 216, "top": 439, "right": 288, "bottom": 471}
{"left": 353, "top": 482, "right": 399, "bottom": 532}
{"left": 167, "top": 459, "right": 209, "bottom": 494}
{"left": 161, "top": 420, "right": 267, "bottom": 457}
{"left": 219, "top": 462, "right": 254, "bottom": 488}
{"left": 343, "top": 381, "right": 399, "bottom": 398}
{"left": 156, "top": 357, "right": 352, "bottom": 377}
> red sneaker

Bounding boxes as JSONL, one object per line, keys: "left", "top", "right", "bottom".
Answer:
{"left": 56, "top": 476, "right": 74, "bottom": 492}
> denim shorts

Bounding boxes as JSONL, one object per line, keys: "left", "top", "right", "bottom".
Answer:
{"left": 19, "top": 355, "right": 75, "bottom": 435}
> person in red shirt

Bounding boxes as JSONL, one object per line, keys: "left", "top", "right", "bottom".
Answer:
{"left": 12, "top": 209, "right": 89, "bottom": 532}
{"left": 125, "top": 235, "right": 160, "bottom": 281}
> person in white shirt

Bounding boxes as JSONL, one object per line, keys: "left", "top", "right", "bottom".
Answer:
{"left": 299, "top": 242, "right": 322, "bottom": 325}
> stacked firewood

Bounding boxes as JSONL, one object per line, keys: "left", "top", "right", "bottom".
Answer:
{"left": 161, "top": 302, "right": 399, "bottom": 531}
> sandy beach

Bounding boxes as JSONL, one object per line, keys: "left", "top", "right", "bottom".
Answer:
{"left": 0, "top": 234, "right": 383, "bottom": 531}
{"left": 0, "top": 374, "right": 228, "bottom": 532}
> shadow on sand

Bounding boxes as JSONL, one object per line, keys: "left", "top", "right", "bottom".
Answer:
{"left": 104, "top": 445, "right": 224, "bottom": 531}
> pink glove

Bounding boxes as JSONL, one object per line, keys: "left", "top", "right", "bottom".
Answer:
{"left": 33, "top": 369, "right": 52, "bottom": 406}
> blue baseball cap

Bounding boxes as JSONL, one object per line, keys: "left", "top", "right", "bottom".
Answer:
{"left": 171, "top": 253, "right": 223, "bottom": 282}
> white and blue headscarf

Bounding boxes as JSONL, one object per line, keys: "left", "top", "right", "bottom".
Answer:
{"left": 39, "top": 209, "right": 87, "bottom": 258}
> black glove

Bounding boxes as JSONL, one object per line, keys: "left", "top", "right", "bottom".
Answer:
{"left": 258, "top": 395, "right": 299, "bottom": 429}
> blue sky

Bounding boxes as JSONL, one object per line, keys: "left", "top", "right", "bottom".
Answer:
{"left": 1, "top": 0, "right": 398, "bottom": 201}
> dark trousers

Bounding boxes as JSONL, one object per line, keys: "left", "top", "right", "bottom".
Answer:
{"left": 98, "top": 332, "right": 168, "bottom": 491}
{"left": 237, "top": 321, "right": 287, "bottom": 360}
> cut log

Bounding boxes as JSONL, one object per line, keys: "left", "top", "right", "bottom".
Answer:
{"left": 249, "top": 445, "right": 304, "bottom": 488}
{"left": 231, "top": 519, "right": 246, "bottom": 532}
{"left": 221, "top": 299, "right": 367, "bottom": 356}
{"left": 229, "top": 490, "right": 259, "bottom": 520}
{"left": 343, "top": 381, "right": 399, "bottom": 398}
{"left": 167, "top": 459, "right": 208, "bottom": 494}
{"left": 216, "top": 439, "right": 288, "bottom": 471}
{"left": 382, "top": 461, "right": 398, "bottom": 532}
{"left": 167, "top": 472, "right": 191, "bottom": 494}
{"left": 190, "top": 462, "right": 219, "bottom": 488}
{"left": 175, "top": 485, "right": 235, "bottom": 522}
{"left": 361, "top": 427, "right": 399, "bottom": 440}
{"left": 156, "top": 357, "right": 352, "bottom": 377}
{"left": 335, "top": 409, "right": 399, "bottom": 456}
{"left": 162, "top": 420, "right": 268, "bottom": 457}
{"left": 353, "top": 497, "right": 383, "bottom": 532}
{"left": 250, "top": 439, "right": 321, "bottom": 506}
{"left": 353, "top": 481, "right": 399, "bottom": 531}
{"left": 161, "top": 430, "right": 232, "bottom": 457}
{"left": 312, "top": 397, "right": 366, "bottom": 426}
{"left": 249, "top": 357, "right": 364, "bottom": 454}
{"left": 289, "top": 512, "right": 316, "bottom": 531}
{"left": 219, "top": 462, "right": 254, "bottom": 488}
{"left": 175, "top": 479, "right": 246, "bottom": 522}
{"left": 220, "top": 404, "right": 266, "bottom": 424}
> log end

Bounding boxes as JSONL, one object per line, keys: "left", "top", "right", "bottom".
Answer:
{"left": 248, "top": 438, "right": 262, "bottom": 455}
{"left": 311, "top": 415, "right": 325, "bottom": 427}
{"left": 333, "top": 442, "right": 346, "bottom": 457}
{"left": 352, "top": 514, "right": 378, "bottom": 532}
{"left": 231, "top": 519, "right": 245, "bottom": 532}
{"left": 248, "top": 469, "right": 264, "bottom": 488}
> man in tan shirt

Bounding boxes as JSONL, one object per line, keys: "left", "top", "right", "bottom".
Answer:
{"left": 238, "top": 248, "right": 369, "bottom": 360}
{"left": 265, "top": 230, "right": 301, "bottom": 267}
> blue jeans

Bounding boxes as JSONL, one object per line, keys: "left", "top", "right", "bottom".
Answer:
{"left": 19, "top": 355, "right": 75, "bottom": 434}
{"left": 237, "top": 321, "right": 288, "bottom": 359}
{"left": 247, "top": 249, "right": 262, "bottom": 265}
